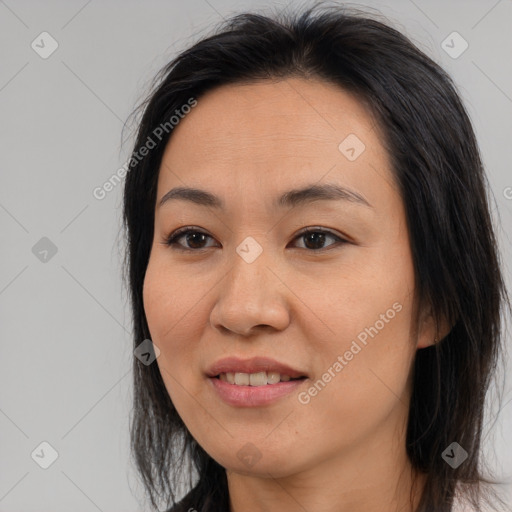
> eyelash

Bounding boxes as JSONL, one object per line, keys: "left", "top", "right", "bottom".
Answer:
{"left": 161, "top": 226, "right": 349, "bottom": 252}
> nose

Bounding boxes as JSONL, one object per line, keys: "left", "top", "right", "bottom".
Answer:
{"left": 209, "top": 245, "right": 291, "bottom": 336}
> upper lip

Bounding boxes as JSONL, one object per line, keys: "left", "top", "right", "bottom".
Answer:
{"left": 206, "top": 357, "right": 308, "bottom": 379}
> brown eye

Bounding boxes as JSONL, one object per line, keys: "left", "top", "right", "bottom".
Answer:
{"left": 291, "top": 228, "right": 347, "bottom": 251}
{"left": 164, "top": 228, "right": 217, "bottom": 251}
{"left": 162, "top": 226, "right": 347, "bottom": 252}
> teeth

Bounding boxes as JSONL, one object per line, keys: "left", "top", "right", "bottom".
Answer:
{"left": 234, "top": 372, "right": 250, "bottom": 386}
{"left": 249, "top": 372, "right": 266, "bottom": 386}
{"left": 218, "top": 371, "right": 298, "bottom": 386}
{"left": 267, "top": 372, "right": 280, "bottom": 384}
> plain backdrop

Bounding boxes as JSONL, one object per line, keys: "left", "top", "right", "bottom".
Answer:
{"left": 1, "top": 0, "right": 511, "bottom": 510}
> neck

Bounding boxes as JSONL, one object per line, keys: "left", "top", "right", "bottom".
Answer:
{"left": 226, "top": 416, "right": 427, "bottom": 512}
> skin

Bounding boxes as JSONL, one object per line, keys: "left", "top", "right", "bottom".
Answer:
{"left": 143, "top": 77, "right": 445, "bottom": 512}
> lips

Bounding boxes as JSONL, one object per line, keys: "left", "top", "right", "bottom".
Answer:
{"left": 205, "top": 356, "right": 308, "bottom": 380}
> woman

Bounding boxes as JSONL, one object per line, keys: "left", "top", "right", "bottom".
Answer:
{"left": 122, "top": 3, "right": 509, "bottom": 511}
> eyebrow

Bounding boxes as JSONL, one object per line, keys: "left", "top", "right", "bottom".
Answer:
{"left": 158, "top": 183, "right": 372, "bottom": 210}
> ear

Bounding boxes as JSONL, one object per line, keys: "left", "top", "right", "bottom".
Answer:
{"left": 416, "top": 301, "right": 452, "bottom": 350}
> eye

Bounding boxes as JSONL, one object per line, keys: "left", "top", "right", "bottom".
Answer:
{"left": 292, "top": 227, "right": 347, "bottom": 250}
{"left": 162, "top": 227, "right": 218, "bottom": 251}
{"left": 161, "top": 226, "right": 348, "bottom": 252}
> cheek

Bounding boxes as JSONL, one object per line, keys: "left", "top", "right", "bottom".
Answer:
{"left": 142, "top": 254, "right": 208, "bottom": 399}
{"left": 297, "top": 241, "right": 416, "bottom": 399}
{"left": 291, "top": 300, "right": 415, "bottom": 460}
{"left": 142, "top": 259, "right": 171, "bottom": 342}
{"left": 143, "top": 253, "right": 204, "bottom": 342}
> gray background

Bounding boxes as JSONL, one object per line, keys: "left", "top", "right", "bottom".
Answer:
{"left": 1, "top": 0, "right": 511, "bottom": 510}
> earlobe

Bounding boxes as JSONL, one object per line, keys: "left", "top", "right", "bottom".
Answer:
{"left": 416, "top": 302, "right": 451, "bottom": 350}
{"left": 416, "top": 333, "right": 437, "bottom": 350}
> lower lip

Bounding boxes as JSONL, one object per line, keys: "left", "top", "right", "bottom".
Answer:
{"left": 208, "top": 377, "right": 306, "bottom": 407}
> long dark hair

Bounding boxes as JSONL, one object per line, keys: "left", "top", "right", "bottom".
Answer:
{"left": 121, "top": 2, "right": 510, "bottom": 511}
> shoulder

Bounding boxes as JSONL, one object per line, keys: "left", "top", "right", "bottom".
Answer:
{"left": 165, "top": 498, "right": 199, "bottom": 512}
{"left": 164, "top": 486, "right": 205, "bottom": 512}
{"left": 163, "top": 494, "right": 195, "bottom": 512}
{"left": 165, "top": 504, "right": 196, "bottom": 512}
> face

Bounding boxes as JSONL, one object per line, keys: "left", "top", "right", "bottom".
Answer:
{"left": 142, "top": 78, "right": 436, "bottom": 477}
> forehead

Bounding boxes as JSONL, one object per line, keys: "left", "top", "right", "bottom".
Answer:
{"left": 157, "top": 77, "right": 395, "bottom": 207}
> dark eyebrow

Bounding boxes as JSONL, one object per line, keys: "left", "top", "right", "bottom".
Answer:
{"left": 158, "top": 183, "right": 372, "bottom": 210}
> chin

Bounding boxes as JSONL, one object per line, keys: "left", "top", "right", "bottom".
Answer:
{"left": 216, "top": 445, "right": 305, "bottom": 478}
{"left": 227, "top": 459, "right": 295, "bottom": 478}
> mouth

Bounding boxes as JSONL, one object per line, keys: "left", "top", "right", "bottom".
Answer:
{"left": 213, "top": 371, "right": 306, "bottom": 386}
{"left": 205, "top": 356, "right": 309, "bottom": 406}
{"left": 205, "top": 356, "right": 308, "bottom": 382}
